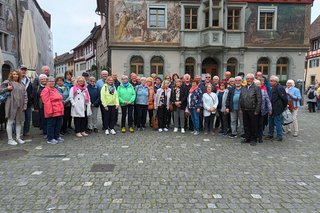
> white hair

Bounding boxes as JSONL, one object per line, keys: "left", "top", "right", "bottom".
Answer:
{"left": 246, "top": 73, "right": 255, "bottom": 79}
{"left": 286, "top": 79, "right": 295, "bottom": 87}
{"left": 270, "top": 75, "right": 279, "bottom": 82}
{"left": 235, "top": 76, "right": 242, "bottom": 81}
{"left": 121, "top": 75, "right": 128, "bottom": 80}
{"left": 101, "top": 70, "right": 109, "bottom": 76}
{"left": 183, "top": 74, "right": 190, "bottom": 79}
{"left": 213, "top": 75, "right": 219, "bottom": 80}
{"left": 140, "top": 77, "right": 147, "bottom": 81}
{"left": 39, "top": 74, "right": 47, "bottom": 80}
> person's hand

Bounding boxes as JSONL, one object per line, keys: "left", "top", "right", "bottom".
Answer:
{"left": 225, "top": 108, "right": 229, "bottom": 113}
{"left": 268, "top": 112, "right": 272, "bottom": 116}
{"left": 124, "top": 101, "right": 129, "bottom": 105}
{"left": 7, "top": 85, "right": 13, "bottom": 91}
{"left": 254, "top": 111, "right": 259, "bottom": 116}
{"left": 34, "top": 109, "right": 39, "bottom": 112}
{"left": 104, "top": 106, "right": 108, "bottom": 111}
{"left": 196, "top": 108, "right": 200, "bottom": 113}
{"left": 91, "top": 104, "right": 94, "bottom": 107}
{"left": 116, "top": 105, "right": 119, "bottom": 109}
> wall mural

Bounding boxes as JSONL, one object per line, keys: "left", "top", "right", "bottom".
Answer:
{"left": 245, "top": 4, "right": 308, "bottom": 47}
{"left": 112, "top": 0, "right": 180, "bottom": 44}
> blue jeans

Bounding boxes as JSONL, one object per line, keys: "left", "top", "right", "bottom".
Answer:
{"left": 39, "top": 108, "right": 47, "bottom": 135}
{"left": 268, "top": 114, "right": 283, "bottom": 140}
{"left": 47, "top": 116, "right": 63, "bottom": 141}
{"left": 190, "top": 109, "right": 200, "bottom": 132}
{"left": 23, "top": 106, "right": 32, "bottom": 135}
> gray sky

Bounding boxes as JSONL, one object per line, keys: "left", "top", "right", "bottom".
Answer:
{"left": 37, "top": 0, "right": 320, "bottom": 56}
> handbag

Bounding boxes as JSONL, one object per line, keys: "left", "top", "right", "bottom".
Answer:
{"left": 288, "top": 99, "right": 294, "bottom": 112}
{"left": 169, "top": 103, "right": 174, "bottom": 112}
{"left": 151, "top": 113, "right": 159, "bottom": 129}
{"left": 184, "top": 107, "right": 190, "bottom": 118}
{"left": 0, "top": 92, "right": 10, "bottom": 104}
{"left": 282, "top": 108, "right": 293, "bottom": 126}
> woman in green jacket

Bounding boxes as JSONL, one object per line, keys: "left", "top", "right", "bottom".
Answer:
{"left": 117, "top": 75, "right": 136, "bottom": 133}
{"left": 101, "top": 76, "right": 119, "bottom": 135}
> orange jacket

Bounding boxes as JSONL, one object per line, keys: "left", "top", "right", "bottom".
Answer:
{"left": 148, "top": 85, "right": 154, "bottom": 110}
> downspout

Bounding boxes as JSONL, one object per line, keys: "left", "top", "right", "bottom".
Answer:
{"left": 15, "top": 0, "right": 21, "bottom": 65}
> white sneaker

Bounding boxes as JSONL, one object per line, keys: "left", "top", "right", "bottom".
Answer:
{"left": 181, "top": 128, "right": 185, "bottom": 134}
{"left": 57, "top": 137, "right": 64, "bottom": 143}
{"left": 47, "top": 139, "right": 59, "bottom": 145}
{"left": 173, "top": 128, "right": 178, "bottom": 133}
{"left": 8, "top": 139, "right": 18, "bottom": 146}
{"left": 81, "top": 132, "right": 88, "bottom": 137}
{"left": 110, "top": 129, "right": 116, "bottom": 135}
{"left": 164, "top": 128, "right": 168, "bottom": 132}
{"left": 16, "top": 138, "right": 25, "bottom": 144}
{"left": 76, "top": 133, "right": 83, "bottom": 137}
{"left": 158, "top": 128, "right": 163, "bottom": 132}
{"left": 105, "top": 129, "right": 110, "bottom": 135}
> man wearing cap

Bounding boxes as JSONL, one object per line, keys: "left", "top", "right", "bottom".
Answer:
{"left": 20, "top": 65, "right": 34, "bottom": 138}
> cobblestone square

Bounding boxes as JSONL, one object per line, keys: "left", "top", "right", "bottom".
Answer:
{"left": 0, "top": 110, "right": 319, "bottom": 212}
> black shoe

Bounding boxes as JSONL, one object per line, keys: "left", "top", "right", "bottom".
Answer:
{"left": 93, "top": 128, "right": 99, "bottom": 133}
{"left": 87, "top": 129, "right": 93, "bottom": 134}
{"left": 229, "top": 134, "right": 237, "bottom": 139}
{"left": 240, "top": 134, "right": 246, "bottom": 139}
{"left": 241, "top": 139, "right": 250, "bottom": 143}
{"left": 265, "top": 135, "right": 273, "bottom": 140}
{"left": 277, "top": 138, "right": 283, "bottom": 142}
{"left": 250, "top": 142, "right": 257, "bottom": 146}
{"left": 258, "top": 138, "right": 263, "bottom": 143}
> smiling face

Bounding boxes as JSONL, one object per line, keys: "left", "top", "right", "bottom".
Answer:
{"left": 40, "top": 77, "right": 48, "bottom": 86}
{"left": 12, "top": 71, "right": 19, "bottom": 82}
{"left": 89, "top": 79, "right": 96, "bottom": 87}
{"left": 48, "top": 79, "right": 55, "bottom": 88}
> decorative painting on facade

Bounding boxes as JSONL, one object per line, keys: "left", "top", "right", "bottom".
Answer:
{"left": 111, "top": 0, "right": 180, "bottom": 44}
{"left": 245, "top": 4, "right": 308, "bottom": 47}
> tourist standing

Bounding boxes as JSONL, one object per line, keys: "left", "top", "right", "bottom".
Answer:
{"left": 154, "top": 80, "right": 171, "bottom": 132}
{"left": 87, "top": 77, "right": 100, "bottom": 133}
{"left": 285, "top": 80, "right": 301, "bottom": 137}
{"left": 202, "top": 84, "right": 218, "bottom": 135}
{"left": 188, "top": 80, "right": 203, "bottom": 136}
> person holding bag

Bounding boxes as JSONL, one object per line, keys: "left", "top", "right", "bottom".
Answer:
{"left": 202, "top": 84, "right": 218, "bottom": 135}
{"left": 285, "top": 80, "right": 301, "bottom": 137}
{"left": 0, "top": 70, "right": 27, "bottom": 145}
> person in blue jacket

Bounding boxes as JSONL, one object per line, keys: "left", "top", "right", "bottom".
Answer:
{"left": 135, "top": 77, "right": 149, "bottom": 130}
{"left": 87, "top": 77, "right": 100, "bottom": 133}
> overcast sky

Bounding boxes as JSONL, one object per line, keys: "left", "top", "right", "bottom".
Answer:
{"left": 37, "top": 0, "right": 320, "bottom": 56}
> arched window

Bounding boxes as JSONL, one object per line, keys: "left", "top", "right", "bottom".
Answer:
{"left": 130, "top": 56, "right": 144, "bottom": 76}
{"left": 276, "top": 57, "right": 288, "bottom": 81}
{"left": 226, "top": 58, "right": 238, "bottom": 77}
{"left": 257, "top": 57, "right": 270, "bottom": 77}
{"left": 150, "top": 56, "right": 164, "bottom": 79}
{"left": 185, "top": 57, "right": 195, "bottom": 79}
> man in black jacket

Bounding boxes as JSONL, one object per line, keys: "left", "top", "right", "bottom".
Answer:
{"left": 182, "top": 74, "right": 193, "bottom": 131}
{"left": 266, "top": 75, "right": 288, "bottom": 142}
{"left": 240, "top": 73, "right": 262, "bottom": 146}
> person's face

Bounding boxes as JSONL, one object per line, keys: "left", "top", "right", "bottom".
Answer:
{"left": 165, "top": 76, "right": 171, "bottom": 81}
{"left": 213, "top": 78, "right": 219, "bottom": 84}
{"left": 173, "top": 75, "right": 178, "bottom": 80}
{"left": 155, "top": 79, "right": 161, "bottom": 85}
{"left": 131, "top": 74, "right": 137, "bottom": 81}
{"left": 12, "top": 72, "right": 19, "bottom": 81}
{"left": 56, "top": 79, "right": 64, "bottom": 86}
{"left": 85, "top": 76, "right": 89, "bottom": 82}
{"left": 90, "top": 79, "right": 95, "bottom": 87}
{"left": 287, "top": 82, "right": 292, "bottom": 88}
{"left": 229, "top": 80, "right": 235, "bottom": 86}
{"left": 205, "top": 75, "right": 211, "bottom": 83}
{"left": 20, "top": 68, "right": 27, "bottom": 77}
{"left": 206, "top": 86, "right": 212, "bottom": 93}
{"left": 192, "top": 81, "right": 197, "bottom": 87}
{"left": 270, "top": 79, "right": 276, "bottom": 87}
{"left": 195, "top": 75, "right": 201, "bottom": 83}
{"left": 43, "top": 67, "right": 50, "bottom": 75}
{"left": 220, "top": 84, "right": 226, "bottom": 90}
{"left": 255, "top": 81, "right": 261, "bottom": 87}
{"left": 175, "top": 80, "right": 181, "bottom": 88}
{"left": 112, "top": 74, "right": 117, "bottom": 80}
{"left": 141, "top": 79, "right": 146, "bottom": 85}
{"left": 122, "top": 78, "right": 128, "bottom": 84}
{"left": 225, "top": 72, "right": 231, "bottom": 79}
{"left": 78, "top": 80, "right": 85, "bottom": 86}
{"left": 164, "top": 81, "right": 170, "bottom": 89}
{"left": 235, "top": 78, "right": 242, "bottom": 87}
{"left": 256, "top": 72, "right": 263, "bottom": 79}
{"left": 136, "top": 77, "right": 141, "bottom": 82}
{"left": 185, "top": 77, "right": 190, "bottom": 83}
{"left": 246, "top": 75, "right": 254, "bottom": 85}
{"left": 102, "top": 72, "right": 108, "bottom": 80}
{"left": 66, "top": 74, "right": 72, "bottom": 80}
{"left": 107, "top": 78, "right": 114, "bottom": 85}
{"left": 48, "top": 79, "right": 55, "bottom": 88}
{"left": 146, "top": 81, "right": 152, "bottom": 86}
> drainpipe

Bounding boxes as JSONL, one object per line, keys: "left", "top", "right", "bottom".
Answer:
{"left": 15, "top": 0, "right": 21, "bottom": 65}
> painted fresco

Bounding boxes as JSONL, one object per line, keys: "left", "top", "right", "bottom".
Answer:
{"left": 112, "top": 0, "right": 180, "bottom": 44}
{"left": 245, "top": 4, "right": 308, "bottom": 47}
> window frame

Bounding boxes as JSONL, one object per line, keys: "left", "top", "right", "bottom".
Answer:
{"left": 130, "top": 56, "right": 145, "bottom": 76}
{"left": 150, "top": 56, "right": 164, "bottom": 78}
{"left": 184, "top": 7, "right": 198, "bottom": 30}
{"left": 147, "top": 4, "right": 167, "bottom": 30}
{"left": 257, "top": 57, "right": 270, "bottom": 78}
{"left": 257, "top": 6, "right": 277, "bottom": 31}
{"left": 276, "top": 58, "right": 289, "bottom": 81}
{"left": 227, "top": 8, "right": 241, "bottom": 31}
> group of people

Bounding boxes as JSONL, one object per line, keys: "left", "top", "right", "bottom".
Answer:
{"left": 0, "top": 66, "right": 302, "bottom": 146}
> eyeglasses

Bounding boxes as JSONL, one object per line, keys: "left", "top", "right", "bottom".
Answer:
{"left": 205, "top": 77, "right": 211, "bottom": 78}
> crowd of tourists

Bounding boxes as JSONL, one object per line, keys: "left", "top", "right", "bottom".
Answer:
{"left": 0, "top": 66, "right": 304, "bottom": 146}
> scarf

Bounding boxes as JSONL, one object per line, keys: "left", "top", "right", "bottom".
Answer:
{"left": 123, "top": 82, "right": 129, "bottom": 88}
{"left": 108, "top": 84, "right": 115, "bottom": 94}
{"left": 73, "top": 84, "right": 89, "bottom": 104}
{"left": 189, "top": 85, "right": 198, "bottom": 94}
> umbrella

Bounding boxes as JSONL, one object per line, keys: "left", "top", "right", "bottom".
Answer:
{"left": 20, "top": 10, "right": 38, "bottom": 82}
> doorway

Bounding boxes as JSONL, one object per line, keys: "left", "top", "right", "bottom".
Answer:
{"left": 202, "top": 57, "right": 218, "bottom": 77}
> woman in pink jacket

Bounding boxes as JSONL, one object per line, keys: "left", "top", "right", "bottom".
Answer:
{"left": 41, "top": 77, "right": 64, "bottom": 144}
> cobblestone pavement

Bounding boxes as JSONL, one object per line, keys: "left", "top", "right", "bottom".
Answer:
{"left": 0, "top": 109, "right": 320, "bottom": 213}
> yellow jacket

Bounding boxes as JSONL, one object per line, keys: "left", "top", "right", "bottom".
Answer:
{"left": 100, "top": 84, "right": 120, "bottom": 107}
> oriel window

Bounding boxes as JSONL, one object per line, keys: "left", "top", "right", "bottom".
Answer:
{"left": 185, "top": 7, "right": 198, "bottom": 30}
{"left": 227, "top": 9, "right": 240, "bottom": 30}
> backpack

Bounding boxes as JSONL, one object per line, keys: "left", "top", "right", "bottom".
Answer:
{"left": 308, "top": 91, "right": 315, "bottom": 99}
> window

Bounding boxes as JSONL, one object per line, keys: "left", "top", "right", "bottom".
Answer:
{"left": 185, "top": 7, "right": 198, "bottom": 30}
{"left": 212, "top": 8, "right": 219, "bottom": 27}
{"left": 150, "top": 56, "right": 164, "bottom": 78}
{"left": 309, "top": 59, "right": 320, "bottom": 68}
{"left": 227, "top": 9, "right": 240, "bottom": 30}
{"left": 185, "top": 57, "right": 196, "bottom": 79}
{"left": 257, "top": 57, "right": 270, "bottom": 78}
{"left": 313, "top": 40, "right": 319, "bottom": 50}
{"left": 227, "top": 58, "right": 238, "bottom": 77}
{"left": 0, "top": 3, "right": 3, "bottom": 17}
{"left": 276, "top": 57, "right": 288, "bottom": 81}
{"left": 130, "top": 56, "right": 144, "bottom": 76}
{"left": 148, "top": 5, "right": 166, "bottom": 29}
{"left": 205, "top": 11, "right": 210, "bottom": 28}
{"left": 258, "top": 7, "right": 277, "bottom": 30}
{"left": 0, "top": 32, "right": 8, "bottom": 51}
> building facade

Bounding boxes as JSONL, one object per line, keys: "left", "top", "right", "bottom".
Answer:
{"left": 0, "top": 0, "right": 53, "bottom": 82}
{"left": 95, "top": 15, "right": 108, "bottom": 71}
{"left": 306, "top": 15, "right": 320, "bottom": 87}
{"left": 98, "top": 0, "right": 312, "bottom": 81}
{"left": 54, "top": 52, "right": 74, "bottom": 77}
{"left": 73, "top": 24, "right": 99, "bottom": 77}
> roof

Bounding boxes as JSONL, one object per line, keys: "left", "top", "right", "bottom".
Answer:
{"left": 73, "top": 25, "right": 101, "bottom": 50}
{"left": 310, "top": 15, "right": 320, "bottom": 40}
{"left": 54, "top": 52, "right": 74, "bottom": 65}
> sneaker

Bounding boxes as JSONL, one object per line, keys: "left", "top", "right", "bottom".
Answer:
{"left": 173, "top": 128, "right": 178, "bottom": 133}
{"left": 240, "top": 134, "right": 246, "bottom": 139}
{"left": 110, "top": 129, "right": 116, "bottom": 135}
{"left": 121, "top": 127, "right": 126, "bottom": 133}
{"left": 181, "top": 128, "right": 185, "bottom": 134}
{"left": 129, "top": 127, "right": 134, "bottom": 133}
{"left": 93, "top": 128, "right": 99, "bottom": 133}
{"left": 141, "top": 127, "right": 145, "bottom": 131}
{"left": 57, "top": 137, "right": 64, "bottom": 143}
{"left": 193, "top": 131, "right": 200, "bottom": 136}
{"left": 76, "top": 133, "right": 83, "bottom": 138}
{"left": 8, "top": 139, "right": 18, "bottom": 146}
{"left": 158, "top": 128, "right": 163, "bottom": 132}
{"left": 229, "top": 134, "right": 237, "bottom": 139}
{"left": 16, "top": 138, "right": 25, "bottom": 144}
{"left": 293, "top": 133, "right": 298, "bottom": 137}
{"left": 81, "top": 132, "right": 88, "bottom": 137}
{"left": 137, "top": 128, "right": 141, "bottom": 131}
{"left": 105, "top": 130, "right": 110, "bottom": 135}
{"left": 47, "top": 139, "right": 59, "bottom": 145}
{"left": 164, "top": 128, "right": 168, "bottom": 132}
